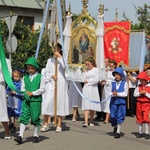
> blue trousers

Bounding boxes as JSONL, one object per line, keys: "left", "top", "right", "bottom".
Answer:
{"left": 110, "top": 103, "right": 126, "bottom": 126}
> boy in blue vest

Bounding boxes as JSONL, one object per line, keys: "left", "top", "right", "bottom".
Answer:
{"left": 110, "top": 67, "right": 128, "bottom": 138}
{"left": 14, "top": 57, "right": 45, "bottom": 144}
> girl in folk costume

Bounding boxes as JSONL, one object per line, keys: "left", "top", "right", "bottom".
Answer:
{"left": 40, "top": 68, "right": 52, "bottom": 132}
{"left": 0, "top": 58, "right": 12, "bottom": 139}
{"left": 6, "top": 68, "right": 24, "bottom": 132}
{"left": 101, "top": 60, "right": 117, "bottom": 124}
{"left": 44, "top": 43, "right": 69, "bottom": 133}
{"left": 110, "top": 67, "right": 128, "bottom": 138}
{"left": 82, "top": 57, "right": 101, "bottom": 127}
{"left": 69, "top": 81, "right": 82, "bottom": 122}
{"left": 14, "top": 57, "right": 45, "bottom": 144}
{"left": 134, "top": 71, "right": 150, "bottom": 139}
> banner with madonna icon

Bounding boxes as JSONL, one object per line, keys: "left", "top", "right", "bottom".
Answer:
{"left": 104, "top": 22, "right": 131, "bottom": 66}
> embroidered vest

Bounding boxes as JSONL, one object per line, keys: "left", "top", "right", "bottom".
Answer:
{"left": 24, "top": 74, "right": 42, "bottom": 102}
{"left": 111, "top": 80, "right": 126, "bottom": 105}
{"left": 137, "top": 84, "right": 150, "bottom": 103}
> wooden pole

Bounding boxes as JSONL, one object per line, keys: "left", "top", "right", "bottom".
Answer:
{"left": 53, "top": 0, "right": 60, "bottom": 127}
{"left": 53, "top": 24, "right": 59, "bottom": 127}
{"left": 54, "top": 56, "right": 58, "bottom": 127}
{"left": 127, "top": 80, "right": 130, "bottom": 110}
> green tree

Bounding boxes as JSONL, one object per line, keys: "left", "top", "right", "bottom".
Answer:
{"left": 0, "top": 20, "right": 53, "bottom": 71}
{"left": 133, "top": 4, "right": 150, "bottom": 35}
{"left": 131, "top": 22, "right": 145, "bottom": 31}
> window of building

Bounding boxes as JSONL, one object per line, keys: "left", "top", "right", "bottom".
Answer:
{"left": 17, "top": 16, "right": 34, "bottom": 31}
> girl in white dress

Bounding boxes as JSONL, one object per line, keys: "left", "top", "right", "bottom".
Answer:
{"left": 44, "top": 43, "right": 69, "bottom": 132}
{"left": 82, "top": 57, "right": 101, "bottom": 127}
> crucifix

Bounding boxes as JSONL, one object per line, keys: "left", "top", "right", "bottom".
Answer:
{"left": 98, "top": 4, "right": 108, "bottom": 16}
{"left": 115, "top": 8, "right": 118, "bottom": 21}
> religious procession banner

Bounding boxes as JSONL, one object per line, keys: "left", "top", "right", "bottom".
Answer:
{"left": 129, "top": 31, "right": 146, "bottom": 71}
{"left": 104, "top": 22, "right": 131, "bottom": 66}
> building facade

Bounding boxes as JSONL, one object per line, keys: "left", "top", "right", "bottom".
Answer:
{"left": 0, "top": 0, "right": 66, "bottom": 31}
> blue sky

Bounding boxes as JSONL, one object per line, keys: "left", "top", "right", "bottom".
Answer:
{"left": 65, "top": 0, "right": 150, "bottom": 23}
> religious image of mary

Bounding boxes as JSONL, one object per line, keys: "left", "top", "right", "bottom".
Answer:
{"left": 79, "top": 30, "right": 89, "bottom": 53}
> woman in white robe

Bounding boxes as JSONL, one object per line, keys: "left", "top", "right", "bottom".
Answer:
{"left": 82, "top": 57, "right": 101, "bottom": 127}
{"left": 0, "top": 58, "right": 12, "bottom": 139}
{"left": 44, "top": 43, "right": 69, "bottom": 133}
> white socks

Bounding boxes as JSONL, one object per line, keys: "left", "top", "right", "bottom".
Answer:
{"left": 19, "top": 124, "right": 39, "bottom": 138}
{"left": 144, "top": 123, "right": 149, "bottom": 134}
{"left": 138, "top": 123, "right": 143, "bottom": 134}
{"left": 34, "top": 126, "right": 39, "bottom": 137}
{"left": 117, "top": 124, "right": 121, "bottom": 134}
{"left": 19, "top": 123, "right": 26, "bottom": 138}
{"left": 138, "top": 123, "right": 149, "bottom": 134}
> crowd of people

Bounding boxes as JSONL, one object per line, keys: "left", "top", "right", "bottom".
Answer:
{"left": 0, "top": 43, "right": 150, "bottom": 144}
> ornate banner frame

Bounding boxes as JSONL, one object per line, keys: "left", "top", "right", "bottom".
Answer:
{"left": 69, "top": 25, "right": 96, "bottom": 65}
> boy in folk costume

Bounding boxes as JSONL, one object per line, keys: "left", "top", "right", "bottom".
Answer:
{"left": 134, "top": 71, "right": 150, "bottom": 139}
{"left": 14, "top": 57, "right": 45, "bottom": 144}
{"left": 110, "top": 67, "right": 128, "bottom": 138}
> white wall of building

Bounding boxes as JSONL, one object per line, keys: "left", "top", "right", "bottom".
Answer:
{"left": 0, "top": 6, "right": 50, "bottom": 30}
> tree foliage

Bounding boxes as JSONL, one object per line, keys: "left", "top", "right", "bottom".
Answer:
{"left": 0, "top": 20, "right": 53, "bottom": 71}
{"left": 132, "top": 4, "right": 150, "bottom": 35}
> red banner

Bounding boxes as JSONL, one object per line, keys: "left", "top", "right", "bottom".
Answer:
{"left": 104, "top": 22, "right": 131, "bottom": 66}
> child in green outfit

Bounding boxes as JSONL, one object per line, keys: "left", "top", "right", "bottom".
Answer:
{"left": 14, "top": 57, "right": 45, "bottom": 144}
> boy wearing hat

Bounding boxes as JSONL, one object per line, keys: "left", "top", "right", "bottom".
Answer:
{"left": 14, "top": 57, "right": 45, "bottom": 144}
{"left": 134, "top": 71, "right": 150, "bottom": 139}
{"left": 110, "top": 67, "right": 128, "bottom": 138}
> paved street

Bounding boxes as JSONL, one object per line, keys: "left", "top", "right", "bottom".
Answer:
{"left": 0, "top": 111, "right": 150, "bottom": 150}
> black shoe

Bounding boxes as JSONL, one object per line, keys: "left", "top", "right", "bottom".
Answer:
{"left": 94, "top": 116, "right": 100, "bottom": 120}
{"left": 14, "top": 136, "right": 22, "bottom": 144}
{"left": 130, "top": 114, "right": 134, "bottom": 117}
{"left": 11, "top": 127, "right": 16, "bottom": 133}
{"left": 33, "top": 136, "right": 39, "bottom": 143}
{"left": 103, "top": 121, "right": 109, "bottom": 124}
{"left": 145, "top": 134, "right": 150, "bottom": 139}
{"left": 9, "top": 123, "right": 14, "bottom": 130}
{"left": 113, "top": 127, "right": 117, "bottom": 135}
{"left": 136, "top": 133, "right": 143, "bottom": 138}
{"left": 114, "top": 133, "right": 120, "bottom": 138}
